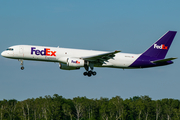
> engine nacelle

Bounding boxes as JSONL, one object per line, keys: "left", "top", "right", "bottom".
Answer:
{"left": 59, "top": 63, "right": 80, "bottom": 70}
{"left": 67, "top": 58, "right": 85, "bottom": 67}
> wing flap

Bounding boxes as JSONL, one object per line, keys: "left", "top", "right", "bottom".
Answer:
{"left": 151, "top": 57, "right": 177, "bottom": 63}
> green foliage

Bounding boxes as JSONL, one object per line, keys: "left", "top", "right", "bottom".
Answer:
{"left": 0, "top": 95, "right": 180, "bottom": 120}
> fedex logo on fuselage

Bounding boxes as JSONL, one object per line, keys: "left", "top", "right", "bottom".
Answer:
{"left": 154, "top": 44, "right": 168, "bottom": 50}
{"left": 31, "top": 47, "right": 56, "bottom": 56}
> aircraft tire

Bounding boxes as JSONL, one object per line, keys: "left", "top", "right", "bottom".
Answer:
{"left": 21, "top": 66, "right": 24, "bottom": 70}
{"left": 83, "top": 72, "right": 87, "bottom": 76}
{"left": 92, "top": 71, "right": 97, "bottom": 76}
{"left": 87, "top": 72, "right": 92, "bottom": 77}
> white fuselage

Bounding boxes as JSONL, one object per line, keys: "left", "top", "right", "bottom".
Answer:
{"left": 1, "top": 45, "right": 141, "bottom": 69}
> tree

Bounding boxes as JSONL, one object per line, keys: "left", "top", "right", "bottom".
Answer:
{"left": 73, "top": 97, "right": 86, "bottom": 120}
{"left": 99, "top": 97, "right": 109, "bottom": 120}
{"left": 85, "top": 99, "right": 97, "bottom": 120}
{"left": 51, "top": 94, "right": 65, "bottom": 119}
{"left": 109, "top": 96, "right": 124, "bottom": 120}
{"left": 162, "top": 98, "right": 174, "bottom": 120}
{"left": 5, "top": 99, "right": 18, "bottom": 120}
{"left": 62, "top": 103, "right": 74, "bottom": 120}
{"left": 141, "top": 96, "right": 154, "bottom": 120}
{"left": 154, "top": 100, "right": 162, "bottom": 120}
{"left": 135, "top": 97, "right": 144, "bottom": 120}
{"left": 1, "top": 94, "right": 180, "bottom": 120}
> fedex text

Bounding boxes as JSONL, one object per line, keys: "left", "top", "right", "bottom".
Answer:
{"left": 154, "top": 44, "right": 168, "bottom": 50}
{"left": 31, "top": 47, "right": 56, "bottom": 56}
{"left": 71, "top": 60, "right": 80, "bottom": 64}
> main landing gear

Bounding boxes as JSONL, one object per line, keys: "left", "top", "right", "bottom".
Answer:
{"left": 83, "top": 62, "right": 97, "bottom": 77}
{"left": 83, "top": 71, "right": 97, "bottom": 77}
{"left": 19, "top": 59, "right": 24, "bottom": 70}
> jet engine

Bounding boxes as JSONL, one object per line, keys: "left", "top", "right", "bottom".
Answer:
{"left": 59, "top": 58, "right": 85, "bottom": 70}
{"left": 67, "top": 58, "right": 85, "bottom": 67}
{"left": 59, "top": 63, "right": 80, "bottom": 70}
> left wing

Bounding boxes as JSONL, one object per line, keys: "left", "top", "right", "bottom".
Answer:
{"left": 81, "top": 50, "right": 120, "bottom": 64}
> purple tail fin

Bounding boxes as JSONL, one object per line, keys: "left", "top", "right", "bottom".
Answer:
{"left": 142, "top": 31, "right": 177, "bottom": 59}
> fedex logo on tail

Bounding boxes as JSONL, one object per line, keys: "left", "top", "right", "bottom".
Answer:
{"left": 71, "top": 60, "right": 80, "bottom": 64}
{"left": 154, "top": 44, "right": 168, "bottom": 50}
{"left": 31, "top": 47, "right": 56, "bottom": 56}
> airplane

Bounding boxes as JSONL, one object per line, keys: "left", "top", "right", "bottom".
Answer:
{"left": 1, "top": 31, "right": 177, "bottom": 77}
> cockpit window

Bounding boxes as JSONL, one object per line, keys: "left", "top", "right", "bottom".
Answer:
{"left": 6, "top": 48, "right": 14, "bottom": 51}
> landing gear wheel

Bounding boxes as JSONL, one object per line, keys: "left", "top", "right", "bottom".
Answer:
{"left": 87, "top": 72, "right": 92, "bottom": 77}
{"left": 21, "top": 66, "right": 24, "bottom": 70}
{"left": 83, "top": 71, "right": 97, "bottom": 77}
{"left": 92, "top": 71, "right": 97, "bottom": 76}
{"left": 83, "top": 72, "right": 88, "bottom": 76}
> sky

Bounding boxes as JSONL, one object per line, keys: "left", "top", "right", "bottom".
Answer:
{"left": 0, "top": 1, "right": 180, "bottom": 101}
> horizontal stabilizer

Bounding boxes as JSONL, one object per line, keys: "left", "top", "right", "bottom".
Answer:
{"left": 151, "top": 57, "right": 177, "bottom": 63}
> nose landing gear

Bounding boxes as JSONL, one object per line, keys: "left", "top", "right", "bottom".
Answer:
{"left": 21, "top": 66, "right": 24, "bottom": 70}
{"left": 19, "top": 59, "right": 24, "bottom": 70}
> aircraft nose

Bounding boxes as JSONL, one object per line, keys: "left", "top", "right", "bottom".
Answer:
{"left": 1, "top": 51, "right": 6, "bottom": 57}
